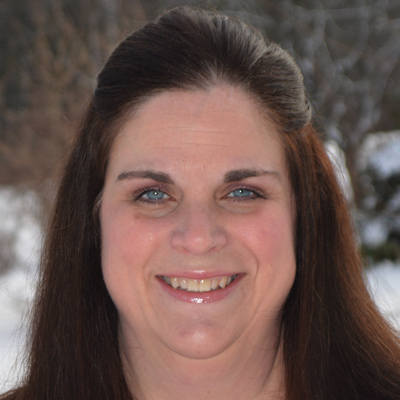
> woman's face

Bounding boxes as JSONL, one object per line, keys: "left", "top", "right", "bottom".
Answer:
{"left": 100, "top": 86, "right": 296, "bottom": 361}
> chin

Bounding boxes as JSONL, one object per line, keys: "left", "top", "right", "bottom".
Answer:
{"left": 150, "top": 312, "right": 245, "bottom": 360}
{"left": 162, "top": 328, "right": 239, "bottom": 360}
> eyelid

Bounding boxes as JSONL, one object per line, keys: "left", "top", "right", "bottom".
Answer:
{"left": 225, "top": 184, "right": 266, "bottom": 199}
{"left": 132, "top": 184, "right": 171, "bottom": 202}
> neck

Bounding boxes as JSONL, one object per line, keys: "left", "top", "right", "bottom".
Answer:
{"left": 121, "top": 329, "right": 285, "bottom": 400}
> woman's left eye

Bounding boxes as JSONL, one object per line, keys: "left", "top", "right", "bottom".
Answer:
{"left": 226, "top": 188, "right": 258, "bottom": 199}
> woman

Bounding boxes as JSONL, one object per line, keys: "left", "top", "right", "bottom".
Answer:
{"left": 2, "top": 6, "right": 400, "bottom": 400}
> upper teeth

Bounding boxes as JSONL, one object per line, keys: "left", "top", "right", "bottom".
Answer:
{"left": 162, "top": 275, "right": 237, "bottom": 292}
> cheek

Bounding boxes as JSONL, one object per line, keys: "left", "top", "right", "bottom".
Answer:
{"left": 236, "top": 208, "right": 295, "bottom": 262}
{"left": 100, "top": 206, "right": 172, "bottom": 318}
{"left": 100, "top": 207, "right": 168, "bottom": 304}
{"left": 101, "top": 206, "right": 163, "bottom": 264}
{"left": 234, "top": 208, "right": 296, "bottom": 306}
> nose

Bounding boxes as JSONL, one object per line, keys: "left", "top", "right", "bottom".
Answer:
{"left": 170, "top": 203, "right": 228, "bottom": 255}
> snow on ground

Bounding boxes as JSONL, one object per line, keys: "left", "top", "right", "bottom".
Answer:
{"left": 357, "top": 131, "right": 400, "bottom": 175}
{"left": 1, "top": 184, "right": 400, "bottom": 392}
{"left": 0, "top": 268, "right": 33, "bottom": 392}
{"left": 356, "top": 132, "right": 400, "bottom": 248}
{"left": 363, "top": 132, "right": 400, "bottom": 179}
{"left": 0, "top": 187, "right": 40, "bottom": 392}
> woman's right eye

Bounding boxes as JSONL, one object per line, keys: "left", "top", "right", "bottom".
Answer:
{"left": 138, "top": 189, "right": 170, "bottom": 202}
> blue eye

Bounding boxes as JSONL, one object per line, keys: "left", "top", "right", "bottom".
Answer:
{"left": 141, "top": 190, "right": 169, "bottom": 201}
{"left": 227, "top": 188, "right": 254, "bottom": 198}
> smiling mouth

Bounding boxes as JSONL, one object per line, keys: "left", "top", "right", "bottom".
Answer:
{"left": 161, "top": 275, "right": 238, "bottom": 292}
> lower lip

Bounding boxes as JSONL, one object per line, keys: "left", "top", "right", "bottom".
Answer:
{"left": 157, "top": 274, "right": 243, "bottom": 304}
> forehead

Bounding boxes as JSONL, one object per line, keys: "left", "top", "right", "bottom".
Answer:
{"left": 108, "top": 86, "right": 286, "bottom": 176}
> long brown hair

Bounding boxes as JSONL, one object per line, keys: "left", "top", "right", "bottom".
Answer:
{"left": 3, "top": 6, "right": 400, "bottom": 400}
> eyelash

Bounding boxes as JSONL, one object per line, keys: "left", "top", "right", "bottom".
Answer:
{"left": 226, "top": 186, "right": 265, "bottom": 202}
{"left": 133, "top": 185, "right": 170, "bottom": 204}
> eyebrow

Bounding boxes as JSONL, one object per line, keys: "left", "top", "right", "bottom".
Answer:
{"left": 116, "top": 168, "right": 280, "bottom": 184}
{"left": 223, "top": 168, "right": 281, "bottom": 183}
{"left": 116, "top": 170, "right": 174, "bottom": 184}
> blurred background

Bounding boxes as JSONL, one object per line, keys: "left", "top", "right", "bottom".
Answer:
{"left": 1, "top": 0, "right": 400, "bottom": 391}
